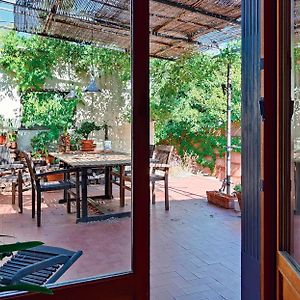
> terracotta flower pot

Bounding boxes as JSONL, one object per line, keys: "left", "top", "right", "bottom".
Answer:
{"left": 10, "top": 141, "right": 17, "bottom": 149}
{"left": 45, "top": 155, "right": 55, "bottom": 165}
{"left": 206, "top": 191, "right": 236, "bottom": 209}
{"left": 0, "top": 135, "right": 6, "bottom": 145}
{"left": 47, "top": 173, "right": 65, "bottom": 182}
{"left": 236, "top": 192, "right": 242, "bottom": 210}
{"left": 81, "top": 140, "right": 95, "bottom": 151}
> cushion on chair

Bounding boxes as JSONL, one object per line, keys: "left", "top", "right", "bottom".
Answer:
{"left": 40, "top": 180, "right": 76, "bottom": 192}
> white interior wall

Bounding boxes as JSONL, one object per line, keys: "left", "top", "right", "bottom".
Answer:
{"left": 0, "top": 73, "right": 22, "bottom": 127}
{"left": 0, "top": 68, "right": 154, "bottom": 153}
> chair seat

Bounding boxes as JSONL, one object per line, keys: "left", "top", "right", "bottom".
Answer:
{"left": 150, "top": 174, "right": 165, "bottom": 181}
{"left": 0, "top": 174, "right": 30, "bottom": 185}
{"left": 40, "top": 180, "right": 76, "bottom": 192}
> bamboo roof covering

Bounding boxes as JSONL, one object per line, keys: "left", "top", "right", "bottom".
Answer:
{"left": 11, "top": 0, "right": 241, "bottom": 59}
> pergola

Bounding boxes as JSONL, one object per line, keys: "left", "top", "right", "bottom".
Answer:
{"left": 6, "top": 0, "right": 242, "bottom": 59}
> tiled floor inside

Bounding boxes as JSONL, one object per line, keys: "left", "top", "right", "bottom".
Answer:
{"left": 0, "top": 173, "right": 241, "bottom": 300}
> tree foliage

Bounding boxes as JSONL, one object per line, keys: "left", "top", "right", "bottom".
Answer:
{"left": 150, "top": 44, "right": 241, "bottom": 169}
{"left": 0, "top": 31, "right": 241, "bottom": 169}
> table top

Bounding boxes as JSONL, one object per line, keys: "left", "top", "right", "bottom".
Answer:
{"left": 49, "top": 151, "right": 131, "bottom": 168}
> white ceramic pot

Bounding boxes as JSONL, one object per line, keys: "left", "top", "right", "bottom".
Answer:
{"left": 103, "top": 140, "right": 112, "bottom": 151}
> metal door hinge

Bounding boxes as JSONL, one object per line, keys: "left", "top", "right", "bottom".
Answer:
{"left": 290, "top": 100, "right": 294, "bottom": 120}
{"left": 259, "top": 97, "right": 265, "bottom": 121}
{"left": 260, "top": 58, "right": 264, "bottom": 70}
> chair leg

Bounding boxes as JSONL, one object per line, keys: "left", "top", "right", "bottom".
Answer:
{"left": 120, "top": 166, "right": 125, "bottom": 207}
{"left": 12, "top": 182, "right": 16, "bottom": 205}
{"left": 67, "top": 189, "right": 71, "bottom": 214}
{"left": 164, "top": 175, "right": 169, "bottom": 211}
{"left": 18, "top": 171, "right": 23, "bottom": 214}
{"left": 152, "top": 181, "right": 156, "bottom": 204}
{"left": 32, "top": 187, "right": 36, "bottom": 219}
{"left": 37, "top": 192, "right": 41, "bottom": 227}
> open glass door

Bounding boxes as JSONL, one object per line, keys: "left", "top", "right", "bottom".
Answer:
{"left": 277, "top": 0, "right": 300, "bottom": 299}
{"left": 0, "top": 0, "right": 150, "bottom": 299}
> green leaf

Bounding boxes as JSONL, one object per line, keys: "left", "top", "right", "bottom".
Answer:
{"left": 0, "top": 241, "right": 44, "bottom": 254}
{"left": 0, "top": 283, "right": 53, "bottom": 295}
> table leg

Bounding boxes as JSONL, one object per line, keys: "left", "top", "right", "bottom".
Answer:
{"left": 76, "top": 169, "right": 80, "bottom": 219}
{"left": 63, "top": 162, "right": 68, "bottom": 202}
{"left": 120, "top": 165, "right": 125, "bottom": 207}
{"left": 105, "top": 166, "right": 113, "bottom": 199}
{"left": 81, "top": 168, "right": 88, "bottom": 220}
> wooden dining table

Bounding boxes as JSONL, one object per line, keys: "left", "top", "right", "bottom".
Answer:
{"left": 49, "top": 151, "right": 131, "bottom": 223}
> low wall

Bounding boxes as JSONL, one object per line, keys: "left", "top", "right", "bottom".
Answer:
{"left": 17, "top": 128, "right": 49, "bottom": 152}
{"left": 202, "top": 152, "right": 241, "bottom": 184}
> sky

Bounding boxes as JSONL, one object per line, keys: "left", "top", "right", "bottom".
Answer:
{"left": 0, "top": 1, "right": 15, "bottom": 29}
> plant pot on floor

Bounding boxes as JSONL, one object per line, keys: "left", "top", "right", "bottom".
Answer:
{"left": 206, "top": 191, "right": 236, "bottom": 209}
{"left": 235, "top": 192, "right": 242, "bottom": 210}
{"left": 47, "top": 173, "right": 65, "bottom": 182}
{"left": 81, "top": 140, "right": 95, "bottom": 151}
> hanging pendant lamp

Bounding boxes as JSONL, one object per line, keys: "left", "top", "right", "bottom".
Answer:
{"left": 84, "top": 76, "right": 101, "bottom": 93}
{"left": 66, "top": 85, "right": 77, "bottom": 99}
{"left": 84, "top": 27, "right": 101, "bottom": 93}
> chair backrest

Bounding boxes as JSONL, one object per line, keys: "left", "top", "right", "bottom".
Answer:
{"left": 0, "top": 245, "right": 82, "bottom": 286}
{"left": 20, "top": 151, "right": 39, "bottom": 189}
{"left": 0, "top": 145, "right": 13, "bottom": 165}
{"left": 149, "top": 144, "right": 155, "bottom": 159}
{"left": 153, "top": 145, "right": 173, "bottom": 165}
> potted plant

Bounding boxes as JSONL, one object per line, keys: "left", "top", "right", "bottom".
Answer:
{"left": 7, "top": 131, "right": 17, "bottom": 149}
{"left": 70, "top": 131, "right": 81, "bottom": 151}
{"left": 6, "top": 119, "right": 17, "bottom": 149}
{"left": 206, "top": 190, "right": 236, "bottom": 209}
{"left": 76, "top": 121, "right": 102, "bottom": 151}
{"left": 0, "top": 116, "right": 7, "bottom": 145}
{"left": 233, "top": 184, "right": 242, "bottom": 210}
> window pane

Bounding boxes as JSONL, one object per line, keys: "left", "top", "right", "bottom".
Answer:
{"left": 0, "top": 0, "right": 133, "bottom": 291}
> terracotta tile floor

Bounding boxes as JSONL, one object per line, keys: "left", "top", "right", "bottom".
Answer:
{"left": 0, "top": 173, "right": 241, "bottom": 300}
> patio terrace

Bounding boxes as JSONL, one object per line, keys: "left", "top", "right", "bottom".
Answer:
{"left": 0, "top": 173, "right": 241, "bottom": 300}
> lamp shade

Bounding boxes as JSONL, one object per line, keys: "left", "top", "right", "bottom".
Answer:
{"left": 84, "top": 78, "right": 101, "bottom": 93}
{"left": 65, "top": 88, "right": 77, "bottom": 99}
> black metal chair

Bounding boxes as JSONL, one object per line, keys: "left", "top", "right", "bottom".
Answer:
{"left": 22, "top": 152, "right": 79, "bottom": 227}
{"left": 0, "top": 245, "right": 82, "bottom": 286}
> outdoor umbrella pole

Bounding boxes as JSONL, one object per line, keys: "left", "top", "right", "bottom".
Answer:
{"left": 226, "top": 63, "right": 232, "bottom": 195}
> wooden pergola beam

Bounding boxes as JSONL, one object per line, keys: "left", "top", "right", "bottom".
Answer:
{"left": 151, "top": 0, "right": 240, "bottom": 25}
{"left": 42, "top": 0, "right": 61, "bottom": 33}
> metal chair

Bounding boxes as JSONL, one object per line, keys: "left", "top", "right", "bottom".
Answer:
{"left": 0, "top": 146, "right": 30, "bottom": 212}
{"left": 22, "top": 152, "right": 79, "bottom": 227}
{"left": 0, "top": 245, "right": 82, "bottom": 286}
